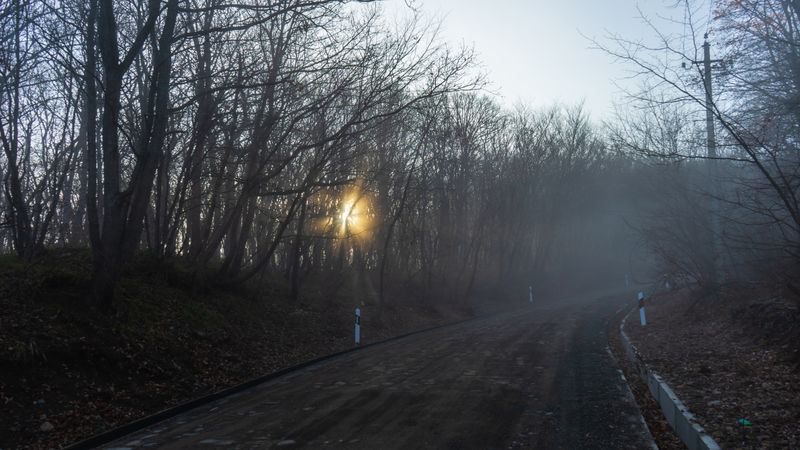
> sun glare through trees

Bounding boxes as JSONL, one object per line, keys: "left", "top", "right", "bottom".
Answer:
{"left": 1, "top": 0, "right": 799, "bottom": 449}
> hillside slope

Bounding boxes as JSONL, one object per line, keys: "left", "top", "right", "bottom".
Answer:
{"left": 0, "top": 250, "right": 471, "bottom": 449}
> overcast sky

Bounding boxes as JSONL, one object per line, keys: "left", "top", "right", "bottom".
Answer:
{"left": 382, "top": 0, "right": 712, "bottom": 120}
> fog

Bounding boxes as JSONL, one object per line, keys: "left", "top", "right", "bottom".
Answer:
{"left": 0, "top": 0, "right": 796, "bottom": 312}
{"left": 4, "top": 1, "right": 800, "bottom": 448}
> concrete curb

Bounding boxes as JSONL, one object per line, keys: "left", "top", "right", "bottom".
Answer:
{"left": 619, "top": 311, "right": 721, "bottom": 450}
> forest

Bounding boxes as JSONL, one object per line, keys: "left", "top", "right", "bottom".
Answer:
{"left": 2, "top": 0, "right": 800, "bottom": 448}
{"left": 2, "top": 0, "right": 798, "bottom": 309}
{"left": 0, "top": 0, "right": 620, "bottom": 310}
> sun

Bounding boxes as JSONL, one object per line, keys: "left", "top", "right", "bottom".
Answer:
{"left": 337, "top": 190, "right": 372, "bottom": 238}
{"left": 340, "top": 199, "right": 358, "bottom": 234}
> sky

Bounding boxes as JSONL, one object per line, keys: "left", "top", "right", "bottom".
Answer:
{"left": 382, "top": 0, "right": 713, "bottom": 120}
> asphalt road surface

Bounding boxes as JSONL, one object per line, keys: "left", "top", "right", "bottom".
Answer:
{"left": 102, "top": 292, "right": 655, "bottom": 449}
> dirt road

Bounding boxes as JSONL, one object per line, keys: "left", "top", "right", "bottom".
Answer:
{"left": 101, "top": 292, "right": 655, "bottom": 449}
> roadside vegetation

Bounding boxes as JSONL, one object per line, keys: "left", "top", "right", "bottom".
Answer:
{"left": 0, "top": 248, "right": 474, "bottom": 449}
{"left": 623, "top": 284, "right": 799, "bottom": 449}
{"left": 1, "top": 0, "right": 799, "bottom": 448}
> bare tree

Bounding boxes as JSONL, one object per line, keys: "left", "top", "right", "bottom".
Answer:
{"left": 595, "top": 0, "right": 800, "bottom": 286}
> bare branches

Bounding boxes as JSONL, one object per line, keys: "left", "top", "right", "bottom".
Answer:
{"left": 595, "top": 0, "right": 800, "bottom": 283}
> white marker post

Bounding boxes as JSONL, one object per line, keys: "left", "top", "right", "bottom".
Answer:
{"left": 529, "top": 285, "right": 533, "bottom": 304}
{"left": 638, "top": 291, "right": 647, "bottom": 326}
{"left": 625, "top": 273, "right": 630, "bottom": 288}
{"left": 354, "top": 307, "right": 361, "bottom": 345}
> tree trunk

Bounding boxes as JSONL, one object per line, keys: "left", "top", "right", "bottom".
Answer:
{"left": 290, "top": 196, "right": 308, "bottom": 300}
{"left": 90, "top": 0, "right": 178, "bottom": 309}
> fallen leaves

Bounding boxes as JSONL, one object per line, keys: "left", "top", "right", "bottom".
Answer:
{"left": 624, "top": 285, "right": 800, "bottom": 450}
{"left": 0, "top": 277, "right": 467, "bottom": 449}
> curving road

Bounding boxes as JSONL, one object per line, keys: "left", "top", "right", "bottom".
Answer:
{"left": 102, "top": 292, "right": 655, "bottom": 449}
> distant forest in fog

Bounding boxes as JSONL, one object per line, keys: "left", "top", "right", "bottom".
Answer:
{"left": 1, "top": 0, "right": 798, "bottom": 309}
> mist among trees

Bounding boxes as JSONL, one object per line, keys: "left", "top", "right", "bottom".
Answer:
{"left": 1, "top": 0, "right": 798, "bottom": 311}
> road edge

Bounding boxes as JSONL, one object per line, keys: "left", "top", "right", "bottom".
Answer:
{"left": 605, "top": 303, "right": 660, "bottom": 450}
{"left": 62, "top": 308, "right": 516, "bottom": 450}
{"left": 619, "top": 309, "right": 722, "bottom": 450}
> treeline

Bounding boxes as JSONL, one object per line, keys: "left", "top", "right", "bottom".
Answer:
{"left": 1, "top": 0, "right": 629, "bottom": 309}
{"left": 6, "top": 0, "right": 793, "bottom": 308}
{"left": 602, "top": 0, "right": 800, "bottom": 290}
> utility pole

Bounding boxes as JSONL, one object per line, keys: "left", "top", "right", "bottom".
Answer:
{"left": 686, "top": 34, "right": 724, "bottom": 289}
{"left": 703, "top": 36, "right": 717, "bottom": 160}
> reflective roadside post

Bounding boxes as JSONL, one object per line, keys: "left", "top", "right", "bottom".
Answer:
{"left": 625, "top": 273, "right": 630, "bottom": 288}
{"left": 529, "top": 285, "right": 533, "bottom": 304}
{"left": 355, "top": 307, "right": 361, "bottom": 345}
{"left": 638, "top": 291, "right": 647, "bottom": 326}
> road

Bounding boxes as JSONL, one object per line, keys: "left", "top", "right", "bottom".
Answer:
{"left": 102, "top": 292, "right": 655, "bottom": 449}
